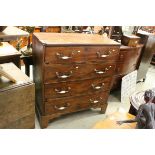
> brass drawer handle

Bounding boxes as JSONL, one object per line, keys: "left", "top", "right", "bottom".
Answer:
{"left": 54, "top": 103, "right": 70, "bottom": 111}
{"left": 56, "top": 52, "right": 72, "bottom": 60}
{"left": 97, "top": 51, "right": 111, "bottom": 58}
{"left": 94, "top": 66, "right": 112, "bottom": 74}
{"left": 56, "top": 50, "right": 81, "bottom": 60}
{"left": 91, "top": 83, "right": 105, "bottom": 90}
{"left": 94, "top": 69, "right": 106, "bottom": 74}
{"left": 55, "top": 87, "right": 71, "bottom": 94}
{"left": 56, "top": 71, "right": 73, "bottom": 79}
{"left": 89, "top": 97, "right": 103, "bottom": 104}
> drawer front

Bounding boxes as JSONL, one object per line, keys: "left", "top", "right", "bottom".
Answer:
{"left": 85, "top": 46, "right": 119, "bottom": 62}
{"left": 119, "top": 47, "right": 142, "bottom": 63}
{"left": 44, "top": 91, "right": 109, "bottom": 115}
{"left": 44, "top": 63, "right": 116, "bottom": 83}
{"left": 44, "top": 47, "right": 85, "bottom": 64}
{"left": 44, "top": 77, "right": 112, "bottom": 99}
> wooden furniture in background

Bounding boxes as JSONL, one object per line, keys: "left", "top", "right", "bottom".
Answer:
{"left": 121, "top": 35, "right": 140, "bottom": 47}
{"left": 93, "top": 111, "right": 136, "bottom": 129}
{"left": 9, "top": 27, "right": 42, "bottom": 50}
{"left": 0, "top": 63, "right": 35, "bottom": 128}
{"left": 0, "top": 42, "right": 21, "bottom": 68}
{"left": 45, "top": 26, "right": 61, "bottom": 33}
{"left": 33, "top": 33, "right": 120, "bottom": 128}
{"left": 109, "top": 26, "right": 123, "bottom": 41}
{"left": 112, "top": 44, "right": 143, "bottom": 90}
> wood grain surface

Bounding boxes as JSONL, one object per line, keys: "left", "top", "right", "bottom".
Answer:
{"left": 33, "top": 33, "right": 120, "bottom": 45}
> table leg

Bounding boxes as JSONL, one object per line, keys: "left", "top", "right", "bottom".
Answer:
{"left": 25, "top": 63, "right": 30, "bottom": 76}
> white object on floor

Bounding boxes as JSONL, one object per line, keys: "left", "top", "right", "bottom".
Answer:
{"left": 121, "top": 70, "right": 137, "bottom": 104}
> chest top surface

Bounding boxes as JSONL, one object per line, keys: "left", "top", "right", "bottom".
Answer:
{"left": 33, "top": 33, "right": 120, "bottom": 46}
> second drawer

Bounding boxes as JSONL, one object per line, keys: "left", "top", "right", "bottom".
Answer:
{"left": 44, "top": 77, "right": 112, "bottom": 99}
{"left": 44, "top": 63, "right": 116, "bottom": 83}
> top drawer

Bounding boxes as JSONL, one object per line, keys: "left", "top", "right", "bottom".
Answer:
{"left": 44, "top": 46, "right": 120, "bottom": 64}
{"left": 44, "top": 46, "right": 85, "bottom": 64}
{"left": 85, "top": 46, "right": 120, "bottom": 62}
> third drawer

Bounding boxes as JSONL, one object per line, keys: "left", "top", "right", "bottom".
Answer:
{"left": 44, "top": 77, "right": 112, "bottom": 99}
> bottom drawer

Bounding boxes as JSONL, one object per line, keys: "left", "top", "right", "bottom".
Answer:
{"left": 44, "top": 91, "right": 109, "bottom": 115}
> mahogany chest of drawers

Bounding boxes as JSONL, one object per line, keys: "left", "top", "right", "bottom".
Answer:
{"left": 32, "top": 33, "right": 120, "bottom": 128}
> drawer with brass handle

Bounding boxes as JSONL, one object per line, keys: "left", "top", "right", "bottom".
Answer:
{"left": 44, "top": 63, "right": 116, "bottom": 83}
{"left": 44, "top": 47, "right": 85, "bottom": 64}
{"left": 85, "top": 46, "right": 119, "bottom": 62}
{"left": 44, "top": 77, "right": 112, "bottom": 99}
{"left": 44, "top": 91, "right": 109, "bottom": 115}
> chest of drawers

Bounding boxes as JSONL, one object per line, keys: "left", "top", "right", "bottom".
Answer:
{"left": 32, "top": 33, "right": 120, "bottom": 128}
